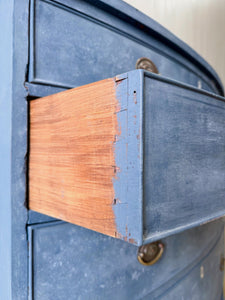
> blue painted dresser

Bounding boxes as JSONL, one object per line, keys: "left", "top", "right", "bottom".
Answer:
{"left": 0, "top": 0, "right": 224, "bottom": 299}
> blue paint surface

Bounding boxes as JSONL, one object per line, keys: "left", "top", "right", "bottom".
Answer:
{"left": 113, "top": 70, "right": 225, "bottom": 245}
{"left": 28, "top": 219, "right": 224, "bottom": 299}
{"left": 0, "top": 2, "right": 14, "bottom": 299}
{"left": 29, "top": 0, "right": 222, "bottom": 95}
{"left": 11, "top": 0, "right": 30, "bottom": 298}
{"left": 90, "top": 0, "right": 223, "bottom": 95}
{"left": 113, "top": 71, "right": 143, "bottom": 244}
{"left": 143, "top": 72, "right": 225, "bottom": 243}
{"left": 0, "top": 1, "right": 29, "bottom": 299}
{"left": 2, "top": 0, "right": 224, "bottom": 298}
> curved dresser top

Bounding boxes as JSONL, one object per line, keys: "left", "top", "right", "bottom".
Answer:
{"left": 92, "top": 0, "right": 224, "bottom": 95}
{"left": 28, "top": 0, "right": 224, "bottom": 97}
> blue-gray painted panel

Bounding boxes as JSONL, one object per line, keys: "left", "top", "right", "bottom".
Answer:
{"left": 2, "top": 0, "right": 224, "bottom": 298}
{"left": 26, "top": 82, "right": 66, "bottom": 98}
{"left": 0, "top": 2, "right": 14, "bottom": 299}
{"left": 11, "top": 0, "right": 30, "bottom": 298}
{"left": 29, "top": 0, "right": 219, "bottom": 94}
{"left": 113, "top": 71, "right": 143, "bottom": 244}
{"left": 143, "top": 221, "right": 224, "bottom": 299}
{"left": 84, "top": 0, "right": 223, "bottom": 95}
{"left": 29, "top": 219, "right": 224, "bottom": 299}
{"left": 28, "top": 210, "right": 57, "bottom": 224}
{"left": 144, "top": 72, "right": 225, "bottom": 241}
{"left": 0, "top": 0, "right": 29, "bottom": 299}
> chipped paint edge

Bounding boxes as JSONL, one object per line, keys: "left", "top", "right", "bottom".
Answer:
{"left": 113, "top": 70, "right": 144, "bottom": 245}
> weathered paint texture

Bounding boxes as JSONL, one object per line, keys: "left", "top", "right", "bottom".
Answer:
{"left": 28, "top": 219, "right": 224, "bottom": 299}
{"left": 113, "top": 71, "right": 143, "bottom": 245}
{"left": 4, "top": 0, "right": 225, "bottom": 298}
{"left": 143, "top": 71, "right": 225, "bottom": 244}
{"left": 29, "top": 0, "right": 223, "bottom": 95}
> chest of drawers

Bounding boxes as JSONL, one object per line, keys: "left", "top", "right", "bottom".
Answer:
{"left": 0, "top": 1, "right": 224, "bottom": 299}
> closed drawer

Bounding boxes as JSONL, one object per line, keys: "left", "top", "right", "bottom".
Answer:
{"left": 28, "top": 219, "right": 224, "bottom": 299}
{"left": 29, "top": 0, "right": 220, "bottom": 94}
{"left": 29, "top": 70, "right": 225, "bottom": 245}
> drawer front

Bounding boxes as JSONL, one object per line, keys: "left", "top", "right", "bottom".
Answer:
{"left": 28, "top": 218, "right": 224, "bottom": 300}
{"left": 143, "top": 72, "right": 225, "bottom": 242}
{"left": 29, "top": 0, "right": 220, "bottom": 94}
{"left": 29, "top": 70, "right": 225, "bottom": 245}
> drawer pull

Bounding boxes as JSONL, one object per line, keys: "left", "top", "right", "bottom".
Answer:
{"left": 137, "top": 241, "right": 164, "bottom": 266}
{"left": 135, "top": 57, "right": 159, "bottom": 74}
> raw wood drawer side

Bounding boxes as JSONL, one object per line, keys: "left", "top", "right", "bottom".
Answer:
{"left": 29, "top": 71, "right": 143, "bottom": 245}
{"left": 29, "top": 78, "right": 122, "bottom": 238}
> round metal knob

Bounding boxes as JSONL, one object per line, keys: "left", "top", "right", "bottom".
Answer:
{"left": 135, "top": 57, "right": 159, "bottom": 74}
{"left": 137, "top": 241, "right": 164, "bottom": 266}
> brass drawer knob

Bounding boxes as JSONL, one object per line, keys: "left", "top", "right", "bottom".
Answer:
{"left": 136, "top": 57, "right": 159, "bottom": 74}
{"left": 137, "top": 241, "right": 164, "bottom": 266}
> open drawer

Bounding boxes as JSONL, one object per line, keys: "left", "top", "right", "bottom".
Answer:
{"left": 29, "top": 70, "right": 225, "bottom": 246}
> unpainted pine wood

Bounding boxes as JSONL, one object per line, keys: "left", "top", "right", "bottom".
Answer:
{"left": 29, "top": 78, "right": 121, "bottom": 237}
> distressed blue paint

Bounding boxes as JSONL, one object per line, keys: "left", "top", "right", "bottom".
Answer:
{"left": 87, "top": 0, "right": 224, "bottom": 96}
{"left": 113, "top": 74, "right": 130, "bottom": 241}
{"left": 143, "top": 71, "right": 225, "bottom": 243}
{"left": 28, "top": 210, "right": 56, "bottom": 224}
{"left": 113, "top": 71, "right": 143, "bottom": 244}
{"left": 143, "top": 221, "right": 224, "bottom": 299}
{"left": 98, "top": 69, "right": 225, "bottom": 245}
{"left": 0, "top": 2, "right": 14, "bottom": 298}
{"left": 2, "top": 0, "right": 223, "bottom": 298}
{"left": 27, "top": 219, "right": 224, "bottom": 299}
{"left": 26, "top": 82, "right": 66, "bottom": 98}
{"left": 11, "top": 0, "right": 30, "bottom": 299}
{"left": 125, "top": 70, "right": 144, "bottom": 244}
{"left": 28, "top": 0, "right": 222, "bottom": 95}
{"left": 0, "top": 1, "right": 29, "bottom": 299}
{"left": 112, "top": 70, "right": 225, "bottom": 245}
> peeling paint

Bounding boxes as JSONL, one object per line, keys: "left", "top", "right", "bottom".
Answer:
{"left": 112, "top": 71, "right": 143, "bottom": 245}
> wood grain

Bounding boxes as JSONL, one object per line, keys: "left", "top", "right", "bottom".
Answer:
{"left": 29, "top": 78, "right": 121, "bottom": 237}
